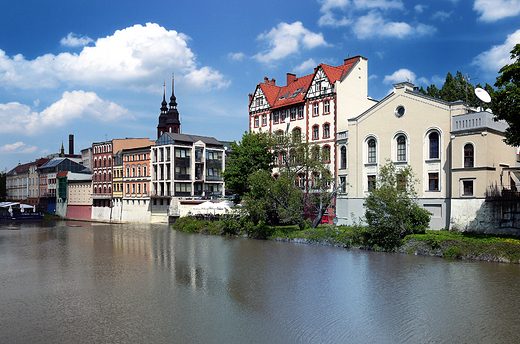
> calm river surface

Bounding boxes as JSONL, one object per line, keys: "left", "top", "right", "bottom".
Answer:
{"left": 1, "top": 220, "right": 519, "bottom": 344}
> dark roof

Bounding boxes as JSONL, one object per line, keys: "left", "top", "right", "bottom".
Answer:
{"left": 162, "top": 132, "right": 223, "bottom": 146}
{"left": 6, "top": 158, "right": 50, "bottom": 176}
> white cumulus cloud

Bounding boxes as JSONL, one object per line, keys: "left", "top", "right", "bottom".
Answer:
{"left": 254, "top": 22, "right": 329, "bottom": 63}
{"left": 0, "top": 23, "right": 229, "bottom": 91}
{"left": 474, "top": 0, "right": 520, "bottom": 22}
{"left": 472, "top": 29, "right": 520, "bottom": 75}
{"left": 294, "top": 58, "right": 318, "bottom": 74}
{"left": 228, "top": 52, "right": 245, "bottom": 61}
{"left": 60, "top": 33, "right": 94, "bottom": 47}
{"left": 383, "top": 68, "right": 417, "bottom": 84}
{"left": 353, "top": 11, "right": 436, "bottom": 39}
{"left": 0, "top": 91, "right": 131, "bottom": 135}
{"left": 0, "top": 142, "right": 37, "bottom": 154}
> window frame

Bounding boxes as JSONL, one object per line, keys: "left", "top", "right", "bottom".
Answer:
{"left": 367, "top": 138, "right": 376, "bottom": 164}
{"left": 464, "top": 143, "right": 474, "bottom": 168}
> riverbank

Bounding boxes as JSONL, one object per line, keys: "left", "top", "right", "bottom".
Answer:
{"left": 172, "top": 217, "right": 520, "bottom": 264}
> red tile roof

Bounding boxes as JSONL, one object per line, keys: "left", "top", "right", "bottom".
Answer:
{"left": 252, "top": 56, "right": 361, "bottom": 111}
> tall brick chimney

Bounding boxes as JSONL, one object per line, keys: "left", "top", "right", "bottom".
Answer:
{"left": 287, "top": 73, "right": 296, "bottom": 85}
{"left": 69, "top": 134, "right": 74, "bottom": 155}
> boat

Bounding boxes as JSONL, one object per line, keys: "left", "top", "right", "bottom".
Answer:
{"left": 0, "top": 202, "right": 44, "bottom": 220}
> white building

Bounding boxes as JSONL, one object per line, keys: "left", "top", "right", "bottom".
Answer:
{"left": 150, "top": 132, "right": 226, "bottom": 222}
{"left": 337, "top": 82, "right": 518, "bottom": 231}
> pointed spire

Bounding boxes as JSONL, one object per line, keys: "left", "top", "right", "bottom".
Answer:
{"left": 169, "top": 73, "right": 177, "bottom": 109}
{"left": 60, "top": 141, "right": 65, "bottom": 157}
{"left": 160, "top": 79, "right": 168, "bottom": 113}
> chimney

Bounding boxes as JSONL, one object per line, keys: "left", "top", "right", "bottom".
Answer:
{"left": 287, "top": 73, "right": 296, "bottom": 85}
{"left": 69, "top": 134, "right": 74, "bottom": 155}
{"left": 263, "top": 77, "right": 276, "bottom": 86}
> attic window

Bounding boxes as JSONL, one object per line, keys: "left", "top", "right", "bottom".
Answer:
{"left": 289, "top": 88, "right": 303, "bottom": 99}
{"left": 279, "top": 92, "right": 290, "bottom": 100}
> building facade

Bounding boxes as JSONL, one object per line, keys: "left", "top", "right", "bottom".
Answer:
{"left": 337, "top": 82, "right": 518, "bottom": 230}
{"left": 121, "top": 146, "right": 152, "bottom": 222}
{"left": 248, "top": 56, "right": 375, "bottom": 186}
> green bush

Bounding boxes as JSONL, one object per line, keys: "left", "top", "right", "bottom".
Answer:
{"left": 364, "top": 161, "right": 431, "bottom": 250}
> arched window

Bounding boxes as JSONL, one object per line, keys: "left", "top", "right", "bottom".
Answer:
{"left": 108, "top": 157, "right": 111, "bottom": 166}
{"left": 429, "top": 132, "right": 439, "bottom": 159}
{"left": 323, "top": 123, "right": 330, "bottom": 138}
{"left": 143, "top": 183, "right": 147, "bottom": 195}
{"left": 341, "top": 146, "right": 347, "bottom": 169}
{"left": 368, "top": 138, "right": 376, "bottom": 163}
{"left": 132, "top": 165, "right": 135, "bottom": 177}
{"left": 323, "top": 145, "right": 331, "bottom": 163}
{"left": 397, "top": 135, "right": 406, "bottom": 161}
{"left": 143, "top": 164, "right": 147, "bottom": 176}
{"left": 312, "top": 146, "right": 320, "bottom": 161}
{"left": 464, "top": 144, "right": 474, "bottom": 167}
{"left": 137, "top": 164, "right": 141, "bottom": 177}
{"left": 137, "top": 183, "right": 141, "bottom": 194}
{"left": 292, "top": 128, "right": 301, "bottom": 142}
{"left": 126, "top": 166, "right": 130, "bottom": 177}
{"left": 313, "top": 125, "right": 319, "bottom": 140}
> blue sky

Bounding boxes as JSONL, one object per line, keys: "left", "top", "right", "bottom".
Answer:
{"left": 1, "top": 0, "right": 519, "bottom": 171}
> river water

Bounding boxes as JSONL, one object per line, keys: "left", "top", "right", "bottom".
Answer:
{"left": 1, "top": 221, "right": 519, "bottom": 344}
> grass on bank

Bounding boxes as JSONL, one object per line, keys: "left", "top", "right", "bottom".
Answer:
{"left": 172, "top": 216, "right": 520, "bottom": 263}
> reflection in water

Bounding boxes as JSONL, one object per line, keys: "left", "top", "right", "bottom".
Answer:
{"left": 1, "top": 221, "right": 520, "bottom": 343}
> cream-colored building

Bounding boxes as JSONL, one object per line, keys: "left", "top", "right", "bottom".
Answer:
{"left": 337, "top": 82, "right": 517, "bottom": 231}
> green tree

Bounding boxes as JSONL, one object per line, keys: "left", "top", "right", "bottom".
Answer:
{"left": 491, "top": 44, "right": 520, "bottom": 146}
{"left": 421, "top": 71, "right": 494, "bottom": 109}
{"left": 237, "top": 129, "right": 336, "bottom": 229}
{"left": 0, "top": 171, "right": 6, "bottom": 201}
{"left": 364, "top": 161, "right": 431, "bottom": 250}
{"left": 222, "top": 131, "right": 274, "bottom": 203}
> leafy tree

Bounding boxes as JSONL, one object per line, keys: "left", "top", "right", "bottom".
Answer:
{"left": 420, "top": 71, "right": 494, "bottom": 109}
{"left": 222, "top": 131, "right": 274, "bottom": 203}
{"left": 364, "top": 160, "right": 431, "bottom": 250}
{"left": 236, "top": 129, "right": 336, "bottom": 229}
{"left": 0, "top": 171, "right": 6, "bottom": 201}
{"left": 491, "top": 44, "right": 520, "bottom": 146}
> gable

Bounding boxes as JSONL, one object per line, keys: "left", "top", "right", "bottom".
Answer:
{"left": 306, "top": 66, "right": 333, "bottom": 99}
{"left": 249, "top": 86, "right": 272, "bottom": 112}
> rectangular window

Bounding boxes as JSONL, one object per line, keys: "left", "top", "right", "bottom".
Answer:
{"left": 340, "top": 176, "right": 346, "bottom": 193}
{"left": 313, "top": 103, "right": 319, "bottom": 116}
{"left": 324, "top": 100, "right": 330, "bottom": 113}
{"left": 313, "top": 126, "right": 319, "bottom": 140}
{"left": 262, "top": 114, "right": 267, "bottom": 126}
{"left": 323, "top": 124, "right": 330, "bottom": 138}
{"left": 290, "top": 107, "right": 296, "bottom": 120}
{"left": 368, "top": 175, "right": 376, "bottom": 191}
{"left": 429, "top": 173, "right": 439, "bottom": 191}
{"left": 298, "top": 106, "right": 304, "bottom": 119}
{"left": 463, "top": 180, "right": 473, "bottom": 196}
{"left": 274, "top": 111, "right": 279, "bottom": 123}
{"left": 254, "top": 116, "right": 259, "bottom": 127}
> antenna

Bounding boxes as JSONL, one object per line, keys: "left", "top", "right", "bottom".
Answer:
{"left": 475, "top": 87, "right": 491, "bottom": 111}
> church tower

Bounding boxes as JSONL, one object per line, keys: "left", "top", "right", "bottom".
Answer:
{"left": 157, "top": 74, "right": 181, "bottom": 139}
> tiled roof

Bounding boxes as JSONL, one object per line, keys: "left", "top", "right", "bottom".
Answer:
{"left": 253, "top": 56, "right": 361, "bottom": 111}
{"left": 258, "top": 83, "right": 281, "bottom": 107}
{"left": 6, "top": 158, "right": 50, "bottom": 176}
{"left": 271, "top": 74, "right": 313, "bottom": 109}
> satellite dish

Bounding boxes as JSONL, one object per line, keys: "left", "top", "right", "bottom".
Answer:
{"left": 475, "top": 87, "right": 491, "bottom": 103}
